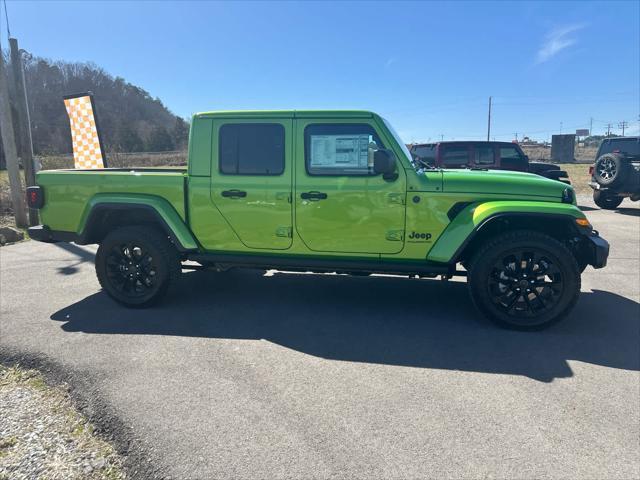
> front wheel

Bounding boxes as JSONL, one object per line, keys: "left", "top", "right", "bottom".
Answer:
{"left": 468, "top": 231, "right": 580, "bottom": 330}
{"left": 593, "top": 190, "right": 623, "bottom": 210}
{"left": 96, "top": 226, "right": 181, "bottom": 307}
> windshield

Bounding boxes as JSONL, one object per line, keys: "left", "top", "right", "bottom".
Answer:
{"left": 382, "top": 117, "right": 413, "bottom": 166}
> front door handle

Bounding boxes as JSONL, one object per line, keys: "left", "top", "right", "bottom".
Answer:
{"left": 221, "top": 189, "right": 247, "bottom": 198}
{"left": 300, "top": 191, "right": 328, "bottom": 201}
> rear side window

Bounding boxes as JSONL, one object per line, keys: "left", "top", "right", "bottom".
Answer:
{"left": 412, "top": 144, "right": 436, "bottom": 165}
{"left": 219, "top": 124, "right": 285, "bottom": 175}
{"left": 474, "top": 145, "right": 495, "bottom": 165}
{"left": 304, "top": 124, "right": 385, "bottom": 176}
{"left": 441, "top": 145, "right": 470, "bottom": 166}
{"left": 499, "top": 146, "right": 523, "bottom": 161}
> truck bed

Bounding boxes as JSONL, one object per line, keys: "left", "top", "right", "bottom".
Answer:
{"left": 36, "top": 169, "right": 187, "bottom": 234}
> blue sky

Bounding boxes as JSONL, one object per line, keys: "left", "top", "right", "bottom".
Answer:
{"left": 2, "top": 0, "right": 639, "bottom": 142}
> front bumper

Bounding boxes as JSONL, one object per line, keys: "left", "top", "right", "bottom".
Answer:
{"left": 582, "top": 230, "right": 609, "bottom": 269}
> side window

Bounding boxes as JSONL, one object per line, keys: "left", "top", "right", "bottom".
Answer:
{"left": 305, "top": 124, "right": 384, "bottom": 176}
{"left": 499, "top": 146, "right": 523, "bottom": 161}
{"left": 475, "top": 145, "right": 495, "bottom": 165}
{"left": 219, "top": 123, "right": 285, "bottom": 175}
{"left": 441, "top": 145, "right": 470, "bottom": 166}
{"left": 412, "top": 144, "right": 436, "bottom": 165}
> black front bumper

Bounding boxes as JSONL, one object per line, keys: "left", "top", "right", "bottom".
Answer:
{"left": 583, "top": 231, "right": 609, "bottom": 269}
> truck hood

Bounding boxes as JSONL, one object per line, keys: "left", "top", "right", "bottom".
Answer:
{"left": 440, "top": 169, "right": 570, "bottom": 200}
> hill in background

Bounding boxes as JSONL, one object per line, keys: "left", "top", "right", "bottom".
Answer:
{"left": 10, "top": 53, "right": 189, "bottom": 156}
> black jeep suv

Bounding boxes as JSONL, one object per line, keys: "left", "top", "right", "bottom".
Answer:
{"left": 589, "top": 137, "right": 640, "bottom": 209}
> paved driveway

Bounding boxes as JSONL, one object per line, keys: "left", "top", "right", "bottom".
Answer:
{"left": 1, "top": 198, "right": 638, "bottom": 479}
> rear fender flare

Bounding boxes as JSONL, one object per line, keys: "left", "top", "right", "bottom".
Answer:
{"left": 78, "top": 194, "right": 198, "bottom": 251}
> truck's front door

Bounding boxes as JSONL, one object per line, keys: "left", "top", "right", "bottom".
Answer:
{"left": 294, "top": 120, "right": 406, "bottom": 254}
{"left": 210, "top": 118, "right": 293, "bottom": 250}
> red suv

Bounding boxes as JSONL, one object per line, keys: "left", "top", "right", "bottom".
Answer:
{"left": 409, "top": 141, "right": 569, "bottom": 183}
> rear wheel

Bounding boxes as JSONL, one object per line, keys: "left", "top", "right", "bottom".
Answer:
{"left": 468, "top": 231, "right": 580, "bottom": 330}
{"left": 96, "top": 226, "right": 180, "bottom": 307}
{"left": 593, "top": 190, "right": 623, "bottom": 210}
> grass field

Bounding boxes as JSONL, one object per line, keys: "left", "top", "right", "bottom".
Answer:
{"left": 558, "top": 163, "right": 592, "bottom": 195}
{"left": 521, "top": 145, "right": 597, "bottom": 163}
{"left": 0, "top": 160, "right": 594, "bottom": 229}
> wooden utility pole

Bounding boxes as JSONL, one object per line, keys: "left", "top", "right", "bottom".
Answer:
{"left": 0, "top": 48, "right": 28, "bottom": 227}
{"left": 618, "top": 120, "right": 628, "bottom": 136}
{"left": 486, "top": 96, "right": 492, "bottom": 141}
{"left": 9, "top": 37, "right": 37, "bottom": 225}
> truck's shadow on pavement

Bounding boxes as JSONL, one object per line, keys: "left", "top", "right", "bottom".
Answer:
{"left": 51, "top": 269, "right": 640, "bottom": 382}
{"left": 616, "top": 207, "right": 640, "bottom": 217}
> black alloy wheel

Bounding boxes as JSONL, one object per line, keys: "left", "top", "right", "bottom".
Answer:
{"left": 488, "top": 250, "right": 563, "bottom": 320}
{"left": 105, "top": 242, "right": 158, "bottom": 298}
{"left": 468, "top": 230, "right": 580, "bottom": 330}
{"left": 96, "top": 226, "right": 180, "bottom": 307}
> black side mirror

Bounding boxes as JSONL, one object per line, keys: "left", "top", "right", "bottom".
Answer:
{"left": 374, "top": 149, "right": 396, "bottom": 175}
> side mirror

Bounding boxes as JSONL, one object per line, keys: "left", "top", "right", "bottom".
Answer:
{"left": 374, "top": 149, "right": 396, "bottom": 175}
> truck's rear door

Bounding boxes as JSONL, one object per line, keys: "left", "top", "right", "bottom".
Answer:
{"left": 210, "top": 118, "right": 293, "bottom": 250}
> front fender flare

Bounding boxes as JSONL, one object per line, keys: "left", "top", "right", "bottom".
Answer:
{"left": 426, "top": 200, "right": 586, "bottom": 264}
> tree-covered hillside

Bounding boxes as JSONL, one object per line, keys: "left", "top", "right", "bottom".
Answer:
{"left": 14, "top": 54, "right": 189, "bottom": 155}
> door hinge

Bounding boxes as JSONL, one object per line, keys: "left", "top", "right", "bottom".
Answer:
{"left": 386, "top": 229, "right": 404, "bottom": 241}
{"left": 276, "top": 226, "right": 292, "bottom": 238}
{"left": 387, "top": 193, "right": 405, "bottom": 205}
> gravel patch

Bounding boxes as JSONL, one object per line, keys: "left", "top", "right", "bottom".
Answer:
{"left": 0, "top": 365, "right": 125, "bottom": 480}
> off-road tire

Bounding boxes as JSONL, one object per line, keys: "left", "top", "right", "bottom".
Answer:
{"left": 468, "top": 230, "right": 580, "bottom": 330}
{"left": 96, "top": 226, "right": 181, "bottom": 308}
{"left": 593, "top": 190, "right": 623, "bottom": 210}
{"left": 594, "top": 153, "right": 628, "bottom": 187}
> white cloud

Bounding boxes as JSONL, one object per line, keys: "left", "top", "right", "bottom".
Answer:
{"left": 536, "top": 23, "right": 587, "bottom": 64}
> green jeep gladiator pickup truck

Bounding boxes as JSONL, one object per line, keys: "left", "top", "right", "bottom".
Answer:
{"left": 27, "top": 110, "right": 609, "bottom": 330}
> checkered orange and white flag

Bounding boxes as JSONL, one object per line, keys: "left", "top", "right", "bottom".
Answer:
{"left": 63, "top": 94, "right": 106, "bottom": 169}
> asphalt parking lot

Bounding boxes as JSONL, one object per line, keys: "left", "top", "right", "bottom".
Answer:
{"left": 1, "top": 197, "right": 638, "bottom": 479}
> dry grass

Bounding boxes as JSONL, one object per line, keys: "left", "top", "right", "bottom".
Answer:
{"left": 0, "top": 365, "right": 126, "bottom": 479}
{"left": 521, "top": 145, "right": 597, "bottom": 163}
{"left": 38, "top": 151, "right": 187, "bottom": 170}
{"left": 0, "top": 170, "right": 22, "bottom": 229}
{"left": 557, "top": 163, "right": 593, "bottom": 195}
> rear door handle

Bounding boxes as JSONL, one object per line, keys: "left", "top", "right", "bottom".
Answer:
{"left": 221, "top": 189, "right": 247, "bottom": 198}
{"left": 300, "top": 191, "right": 328, "bottom": 201}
